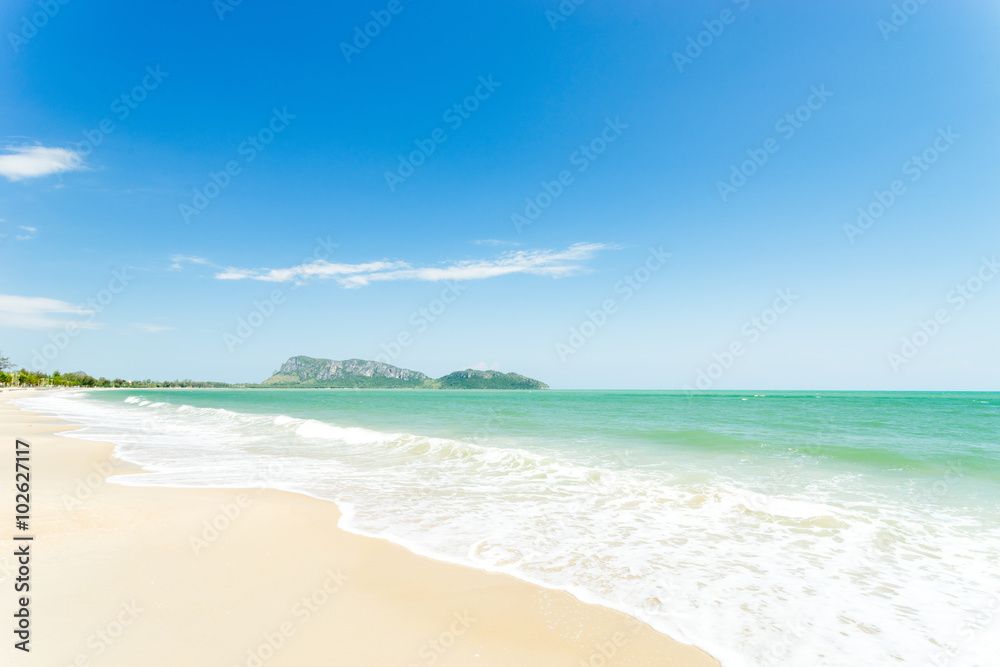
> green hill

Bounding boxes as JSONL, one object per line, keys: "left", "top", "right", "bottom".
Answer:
{"left": 261, "top": 356, "right": 547, "bottom": 390}
{"left": 261, "top": 356, "right": 432, "bottom": 388}
{"left": 437, "top": 369, "right": 549, "bottom": 390}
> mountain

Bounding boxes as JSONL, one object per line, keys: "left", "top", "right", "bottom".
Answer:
{"left": 261, "top": 356, "right": 548, "bottom": 390}
{"left": 262, "top": 357, "right": 431, "bottom": 388}
{"left": 437, "top": 369, "right": 549, "bottom": 390}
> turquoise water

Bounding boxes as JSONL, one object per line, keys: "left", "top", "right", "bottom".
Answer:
{"left": 21, "top": 390, "right": 1000, "bottom": 666}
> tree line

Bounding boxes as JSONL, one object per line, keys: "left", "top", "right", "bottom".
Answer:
{"left": 0, "top": 351, "right": 231, "bottom": 388}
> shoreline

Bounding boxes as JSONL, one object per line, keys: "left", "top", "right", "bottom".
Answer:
{"left": 0, "top": 388, "right": 720, "bottom": 666}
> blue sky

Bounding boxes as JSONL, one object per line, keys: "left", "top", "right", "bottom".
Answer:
{"left": 1, "top": 0, "right": 998, "bottom": 389}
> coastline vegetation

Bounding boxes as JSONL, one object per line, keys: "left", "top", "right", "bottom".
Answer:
{"left": 0, "top": 351, "right": 547, "bottom": 390}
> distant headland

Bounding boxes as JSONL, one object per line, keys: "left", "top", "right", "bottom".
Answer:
{"left": 1, "top": 355, "right": 548, "bottom": 390}
{"left": 261, "top": 356, "right": 549, "bottom": 390}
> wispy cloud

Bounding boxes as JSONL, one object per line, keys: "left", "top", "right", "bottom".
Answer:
{"left": 130, "top": 323, "right": 175, "bottom": 333}
{"left": 472, "top": 239, "right": 519, "bottom": 246}
{"left": 212, "top": 242, "right": 615, "bottom": 288}
{"left": 214, "top": 259, "right": 406, "bottom": 283}
{"left": 16, "top": 225, "right": 36, "bottom": 241}
{"left": 169, "top": 255, "right": 212, "bottom": 271}
{"left": 0, "top": 294, "right": 97, "bottom": 330}
{"left": 0, "top": 145, "right": 85, "bottom": 181}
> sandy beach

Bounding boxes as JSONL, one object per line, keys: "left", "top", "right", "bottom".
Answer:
{"left": 0, "top": 389, "right": 719, "bottom": 667}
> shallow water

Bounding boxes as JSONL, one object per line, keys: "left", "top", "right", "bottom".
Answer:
{"left": 20, "top": 389, "right": 1000, "bottom": 666}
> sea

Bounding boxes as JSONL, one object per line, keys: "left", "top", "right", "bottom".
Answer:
{"left": 18, "top": 389, "right": 1000, "bottom": 666}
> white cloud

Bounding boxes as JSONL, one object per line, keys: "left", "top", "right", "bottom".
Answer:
{"left": 130, "top": 323, "right": 175, "bottom": 333}
{"left": 0, "top": 145, "right": 85, "bottom": 181}
{"left": 472, "top": 239, "right": 519, "bottom": 246}
{"left": 15, "top": 225, "right": 36, "bottom": 241}
{"left": 169, "top": 255, "right": 211, "bottom": 271}
{"left": 216, "top": 260, "right": 408, "bottom": 284}
{"left": 0, "top": 294, "right": 98, "bottom": 330}
{"left": 213, "top": 242, "right": 614, "bottom": 288}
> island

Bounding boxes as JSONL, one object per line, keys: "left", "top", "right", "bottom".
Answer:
{"left": 3, "top": 356, "right": 549, "bottom": 390}
{"left": 261, "top": 356, "right": 549, "bottom": 390}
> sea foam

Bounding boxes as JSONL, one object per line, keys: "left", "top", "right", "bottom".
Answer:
{"left": 17, "top": 390, "right": 1000, "bottom": 667}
